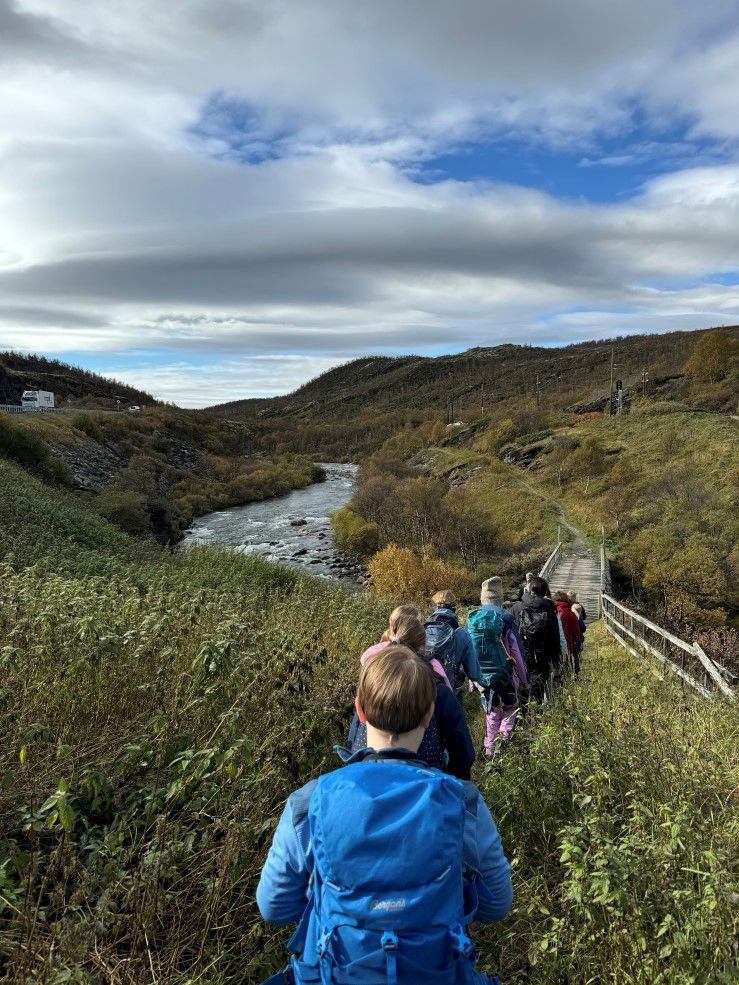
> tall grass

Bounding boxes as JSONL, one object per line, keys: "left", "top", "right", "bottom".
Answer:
{"left": 0, "top": 459, "right": 736, "bottom": 983}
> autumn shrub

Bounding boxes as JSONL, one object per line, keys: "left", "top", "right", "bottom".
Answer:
{"left": 367, "top": 543, "right": 478, "bottom": 605}
{"left": 331, "top": 505, "right": 380, "bottom": 557}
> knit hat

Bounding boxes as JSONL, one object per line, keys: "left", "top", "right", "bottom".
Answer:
{"left": 481, "top": 576, "right": 504, "bottom": 605}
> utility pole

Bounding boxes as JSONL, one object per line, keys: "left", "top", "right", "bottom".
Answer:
{"left": 480, "top": 383, "right": 485, "bottom": 415}
{"left": 535, "top": 374, "right": 541, "bottom": 408}
{"left": 609, "top": 345, "right": 616, "bottom": 415}
{"left": 642, "top": 367, "right": 648, "bottom": 398}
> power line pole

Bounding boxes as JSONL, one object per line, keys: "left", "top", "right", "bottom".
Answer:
{"left": 480, "top": 383, "right": 485, "bottom": 415}
{"left": 642, "top": 367, "right": 648, "bottom": 397}
{"left": 536, "top": 374, "right": 541, "bottom": 408}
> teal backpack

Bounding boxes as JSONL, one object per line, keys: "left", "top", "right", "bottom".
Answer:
{"left": 467, "top": 607, "right": 512, "bottom": 692}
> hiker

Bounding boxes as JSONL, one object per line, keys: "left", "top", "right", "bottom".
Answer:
{"left": 360, "top": 605, "right": 453, "bottom": 688}
{"left": 424, "top": 589, "right": 483, "bottom": 695}
{"left": 522, "top": 571, "right": 534, "bottom": 596}
{"left": 553, "top": 591, "right": 583, "bottom": 670}
{"left": 571, "top": 601, "right": 587, "bottom": 674}
{"left": 518, "top": 576, "right": 561, "bottom": 702}
{"left": 504, "top": 586, "right": 524, "bottom": 631}
{"left": 468, "top": 577, "right": 528, "bottom": 755}
{"left": 257, "top": 645, "right": 513, "bottom": 985}
{"left": 350, "top": 613, "right": 475, "bottom": 779}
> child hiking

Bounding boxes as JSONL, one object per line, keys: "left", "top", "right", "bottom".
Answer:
{"left": 469, "top": 577, "right": 528, "bottom": 755}
{"left": 360, "top": 605, "right": 453, "bottom": 688}
{"left": 425, "top": 589, "right": 483, "bottom": 696}
{"left": 257, "top": 645, "right": 513, "bottom": 984}
{"left": 517, "top": 576, "right": 562, "bottom": 702}
{"left": 351, "top": 609, "right": 475, "bottom": 778}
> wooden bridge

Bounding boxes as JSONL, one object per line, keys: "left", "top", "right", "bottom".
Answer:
{"left": 541, "top": 533, "right": 735, "bottom": 701}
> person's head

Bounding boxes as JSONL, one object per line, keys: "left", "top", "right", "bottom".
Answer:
{"left": 553, "top": 591, "right": 573, "bottom": 604}
{"left": 380, "top": 607, "right": 426, "bottom": 654}
{"left": 525, "top": 571, "right": 534, "bottom": 584}
{"left": 572, "top": 602, "right": 585, "bottom": 619}
{"left": 480, "top": 576, "right": 504, "bottom": 606}
{"left": 529, "top": 576, "right": 549, "bottom": 597}
{"left": 356, "top": 645, "right": 436, "bottom": 751}
{"left": 431, "top": 589, "right": 457, "bottom": 611}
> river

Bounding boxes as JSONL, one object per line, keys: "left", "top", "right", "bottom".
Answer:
{"left": 181, "top": 463, "right": 366, "bottom": 587}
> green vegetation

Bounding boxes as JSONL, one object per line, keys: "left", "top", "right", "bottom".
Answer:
{"left": 5, "top": 408, "right": 323, "bottom": 544}
{"left": 509, "top": 409, "right": 739, "bottom": 628}
{"left": 0, "top": 460, "right": 736, "bottom": 983}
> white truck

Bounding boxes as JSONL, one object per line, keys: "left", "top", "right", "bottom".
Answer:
{"left": 21, "top": 390, "right": 55, "bottom": 411}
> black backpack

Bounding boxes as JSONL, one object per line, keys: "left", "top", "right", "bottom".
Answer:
{"left": 519, "top": 605, "right": 550, "bottom": 654}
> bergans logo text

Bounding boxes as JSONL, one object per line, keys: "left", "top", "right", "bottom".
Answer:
{"left": 370, "top": 899, "right": 406, "bottom": 912}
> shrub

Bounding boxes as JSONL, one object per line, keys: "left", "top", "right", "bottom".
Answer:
{"left": 95, "top": 488, "right": 151, "bottom": 537}
{"left": 0, "top": 414, "right": 51, "bottom": 469}
{"left": 71, "top": 414, "right": 103, "bottom": 441}
{"left": 367, "top": 543, "right": 477, "bottom": 605}
{"left": 332, "top": 506, "right": 381, "bottom": 558}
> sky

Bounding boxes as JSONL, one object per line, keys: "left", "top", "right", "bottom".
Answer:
{"left": 2, "top": 1, "right": 739, "bottom": 407}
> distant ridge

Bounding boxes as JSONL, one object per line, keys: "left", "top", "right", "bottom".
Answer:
{"left": 0, "top": 352, "right": 156, "bottom": 408}
{"left": 209, "top": 327, "right": 737, "bottom": 421}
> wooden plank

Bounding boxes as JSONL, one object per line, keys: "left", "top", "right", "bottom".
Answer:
{"left": 601, "top": 593, "right": 697, "bottom": 655}
{"left": 693, "top": 643, "right": 735, "bottom": 700}
{"left": 603, "top": 610, "right": 712, "bottom": 699}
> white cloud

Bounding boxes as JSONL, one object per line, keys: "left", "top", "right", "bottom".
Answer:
{"left": 1, "top": 0, "right": 739, "bottom": 402}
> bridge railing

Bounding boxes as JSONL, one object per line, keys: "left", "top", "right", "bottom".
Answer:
{"left": 601, "top": 592, "right": 734, "bottom": 701}
{"left": 539, "top": 542, "right": 563, "bottom": 582}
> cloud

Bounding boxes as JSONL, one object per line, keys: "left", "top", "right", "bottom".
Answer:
{"left": 1, "top": 0, "right": 738, "bottom": 403}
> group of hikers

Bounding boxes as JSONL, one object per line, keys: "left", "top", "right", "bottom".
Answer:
{"left": 257, "top": 573, "right": 587, "bottom": 984}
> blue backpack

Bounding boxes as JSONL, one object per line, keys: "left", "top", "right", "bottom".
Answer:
{"left": 467, "top": 608, "right": 513, "bottom": 693}
{"left": 286, "top": 759, "right": 482, "bottom": 984}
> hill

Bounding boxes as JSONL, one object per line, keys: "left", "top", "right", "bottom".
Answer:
{"left": 0, "top": 352, "right": 155, "bottom": 409}
{"left": 211, "top": 327, "right": 738, "bottom": 459}
{"left": 0, "top": 456, "right": 736, "bottom": 982}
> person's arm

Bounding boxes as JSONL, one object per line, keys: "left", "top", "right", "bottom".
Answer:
{"left": 435, "top": 686, "right": 475, "bottom": 780}
{"left": 458, "top": 629, "right": 482, "bottom": 683}
{"left": 464, "top": 792, "right": 513, "bottom": 923}
{"left": 256, "top": 791, "right": 313, "bottom": 925}
{"left": 504, "top": 629, "right": 527, "bottom": 687}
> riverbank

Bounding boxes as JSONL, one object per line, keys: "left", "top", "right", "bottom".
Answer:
{"left": 182, "top": 462, "right": 369, "bottom": 588}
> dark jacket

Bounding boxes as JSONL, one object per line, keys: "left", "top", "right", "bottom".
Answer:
{"left": 347, "top": 679, "right": 475, "bottom": 780}
{"left": 518, "top": 594, "right": 561, "bottom": 671}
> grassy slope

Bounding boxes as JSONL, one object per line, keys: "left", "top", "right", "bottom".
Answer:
{"left": 0, "top": 461, "right": 736, "bottom": 983}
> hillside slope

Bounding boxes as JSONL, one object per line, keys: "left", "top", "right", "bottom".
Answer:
{"left": 212, "top": 327, "right": 737, "bottom": 428}
{"left": 0, "top": 459, "right": 736, "bottom": 983}
{"left": 0, "top": 352, "right": 155, "bottom": 408}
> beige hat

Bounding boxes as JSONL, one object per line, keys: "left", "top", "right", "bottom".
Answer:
{"left": 481, "top": 576, "right": 504, "bottom": 605}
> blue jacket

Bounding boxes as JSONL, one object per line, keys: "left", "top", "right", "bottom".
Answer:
{"left": 256, "top": 749, "right": 514, "bottom": 934}
{"left": 431, "top": 607, "right": 483, "bottom": 685}
{"left": 347, "top": 678, "right": 476, "bottom": 779}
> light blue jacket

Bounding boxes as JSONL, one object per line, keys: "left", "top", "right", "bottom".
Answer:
{"left": 257, "top": 750, "right": 513, "bottom": 932}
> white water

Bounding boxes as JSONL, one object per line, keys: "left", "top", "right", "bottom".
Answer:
{"left": 181, "top": 463, "right": 365, "bottom": 586}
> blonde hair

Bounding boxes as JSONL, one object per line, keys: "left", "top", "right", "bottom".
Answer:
{"left": 432, "top": 589, "right": 457, "bottom": 609}
{"left": 381, "top": 606, "right": 425, "bottom": 654}
{"left": 357, "top": 645, "right": 436, "bottom": 735}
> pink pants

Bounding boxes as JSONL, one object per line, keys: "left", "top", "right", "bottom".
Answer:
{"left": 484, "top": 703, "right": 519, "bottom": 753}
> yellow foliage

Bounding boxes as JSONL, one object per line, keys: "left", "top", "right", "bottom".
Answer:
{"left": 367, "top": 543, "right": 478, "bottom": 606}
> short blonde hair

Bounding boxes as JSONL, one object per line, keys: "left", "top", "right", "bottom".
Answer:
{"left": 357, "top": 645, "right": 436, "bottom": 735}
{"left": 432, "top": 589, "right": 457, "bottom": 609}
